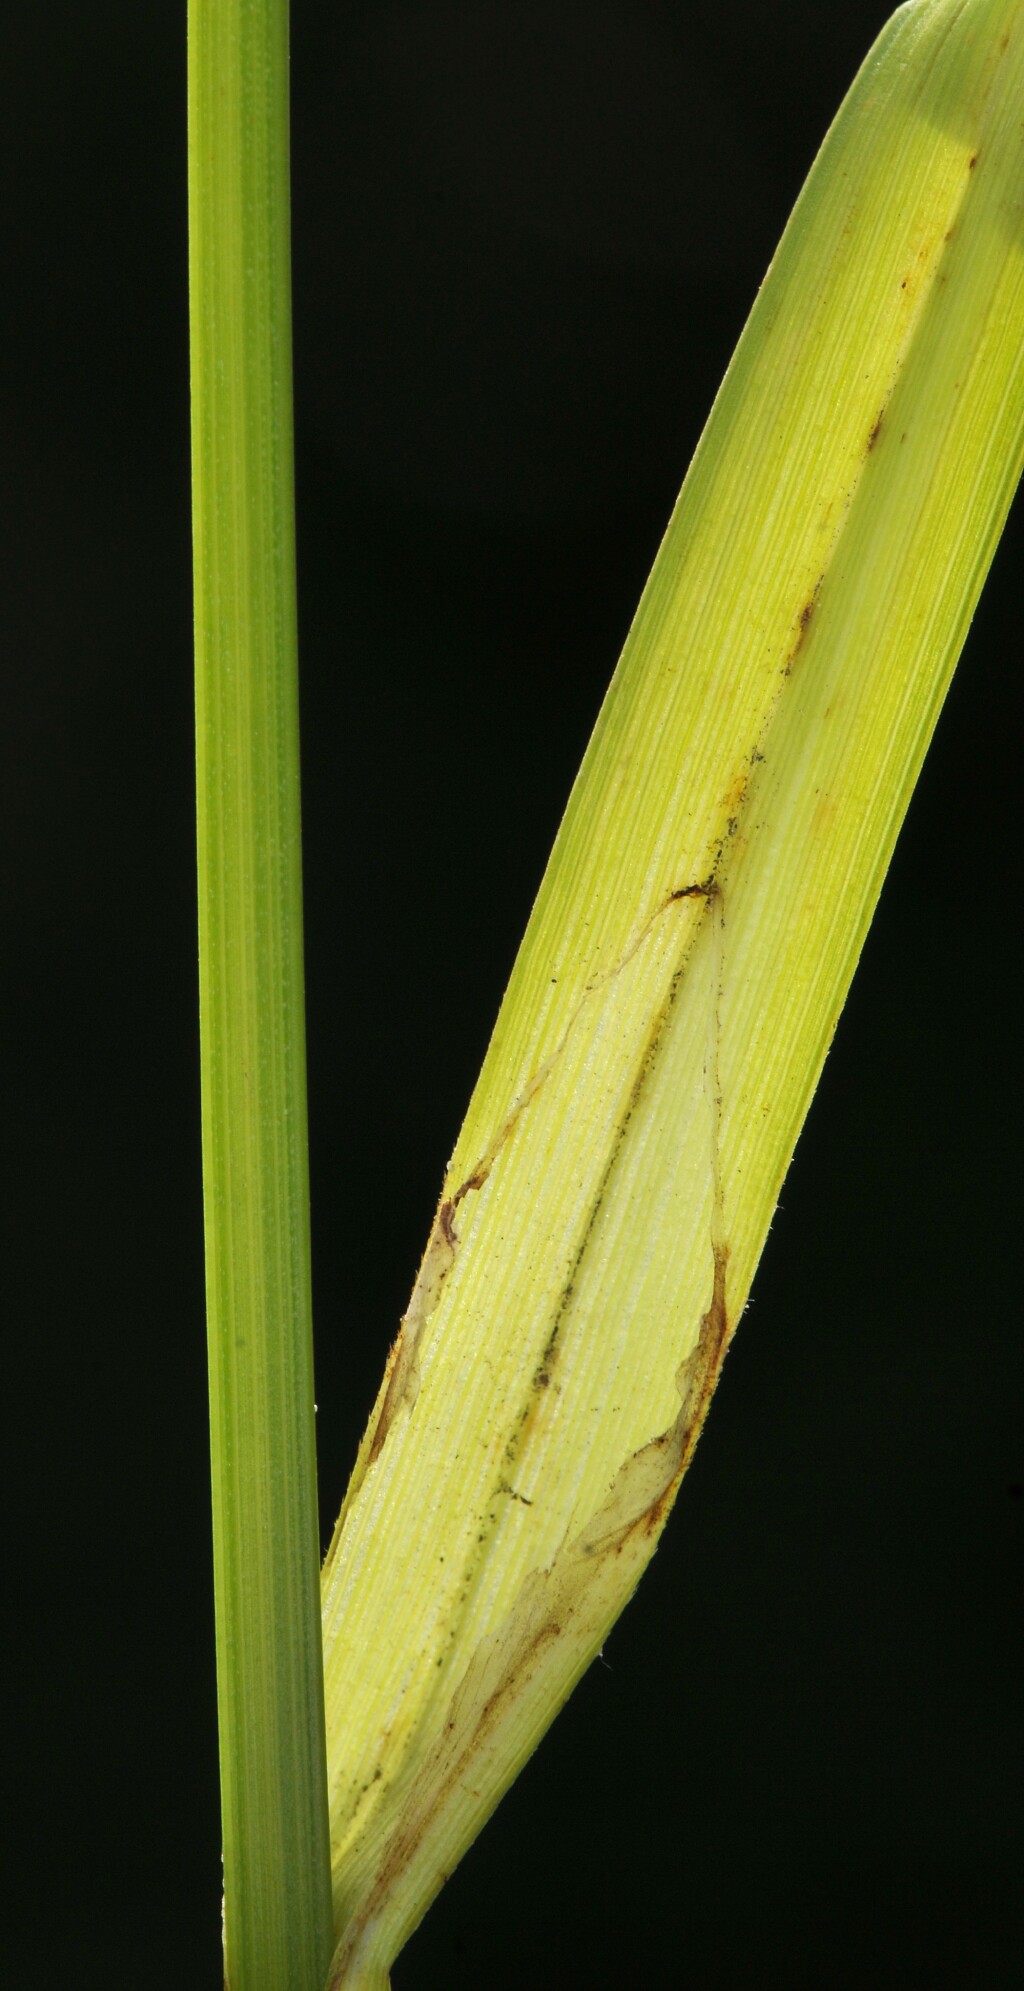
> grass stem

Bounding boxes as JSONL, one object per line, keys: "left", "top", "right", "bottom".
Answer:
{"left": 188, "top": 1, "right": 334, "bottom": 1982}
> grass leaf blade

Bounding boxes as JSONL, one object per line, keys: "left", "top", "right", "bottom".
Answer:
{"left": 322, "top": 2, "right": 1023, "bottom": 1979}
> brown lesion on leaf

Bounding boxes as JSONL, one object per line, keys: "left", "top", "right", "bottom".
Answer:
{"left": 471, "top": 894, "right": 726, "bottom": 1584}
{"left": 783, "top": 573, "right": 824, "bottom": 673}
{"left": 673, "top": 1241, "right": 731, "bottom": 1470}
{"left": 866, "top": 408, "right": 885, "bottom": 452}
{"left": 325, "top": 1237, "right": 736, "bottom": 1984}
{"left": 584, "top": 1242, "right": 732, "bottom": 1566}
{"left": 968, "top": 151, "right": 979, "bottom": 171}
{"left": 353, "top": 872, "right": 726, "bottom": 1484}
{"left": 364, "top": 1197, "right": 461, "bottom": 1469}
{"left": 330, "top": 895, "right": 734, "bottom": 1952}
{"left": 523, "top": 884, "right": 720, "bottom": 1412}
{"left": 669, "top": 875, "right": 718, "bottom": 903}
{"left": 327, "top": 1590, "right": 573, "bottom": 1980}
{"left": 450, "top": 872, "right": 718, "bottom": 1217}
{"left": 451, "top": 1163, "right": 490, "bottom": 1210}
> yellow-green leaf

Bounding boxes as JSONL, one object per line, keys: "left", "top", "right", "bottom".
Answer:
{"left": 321, "top": 3, "right": 1023, "bottom": 1980}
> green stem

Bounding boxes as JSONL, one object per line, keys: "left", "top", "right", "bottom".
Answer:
{"left": 188, "top": 2, "right": 334, "bottom": 1984}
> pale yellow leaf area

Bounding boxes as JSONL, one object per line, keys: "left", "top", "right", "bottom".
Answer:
{"left": 321, "top": 3, "right": 1024, "bottom": 1980}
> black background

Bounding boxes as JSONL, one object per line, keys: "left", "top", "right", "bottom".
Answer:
{"left": 2, "top": 3, "right": 1021, "bottom": 1985}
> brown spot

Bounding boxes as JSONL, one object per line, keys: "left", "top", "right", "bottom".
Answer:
{"left": 968, "top": 151, "right": 979, "bottom": 171}
{"left": 811, "top": 789, "right": 837, "bottom": 836}
{"left": 866, "top": 409, "right": 884, "bottom": 452}
{"left": 719, "top": 766, "right": 750, "bottom": 820}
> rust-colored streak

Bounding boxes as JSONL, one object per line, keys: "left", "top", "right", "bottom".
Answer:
{"left": 365, "top": 1334, "right": 412, "bottom": 1470}
{"left": 787, "top": 571, "right": 827, "bottom": 671}
{"left": 581, "top": 1242, "right": 732, "bottom": 1567}
{"left": 365, "top": 1200, "right": 461, "bottom": 1468}
{"left": 721, "top": 765, "right": 751, "bottom": 820}
{"left": 677, "top": 1242, "right": 731, "bottom": 1455}
{"left": 634, "top": 1245, "right": 731, "bottom": 1544}
{"left": 453, "top": 1166, "right": 490, "bottom": 1209}
{"left": 968, "top": 151, "right": 979, "bottom": 170}
{"left": 866, "top": 409, "right": 885, "bottom": 452}
{"left": 785, "top": 585, "right": 819, "bottom": 671}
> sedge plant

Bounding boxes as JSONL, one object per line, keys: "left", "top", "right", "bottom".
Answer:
{"left": 188, "top": 1, "right": 1023, "bottom": 1985}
